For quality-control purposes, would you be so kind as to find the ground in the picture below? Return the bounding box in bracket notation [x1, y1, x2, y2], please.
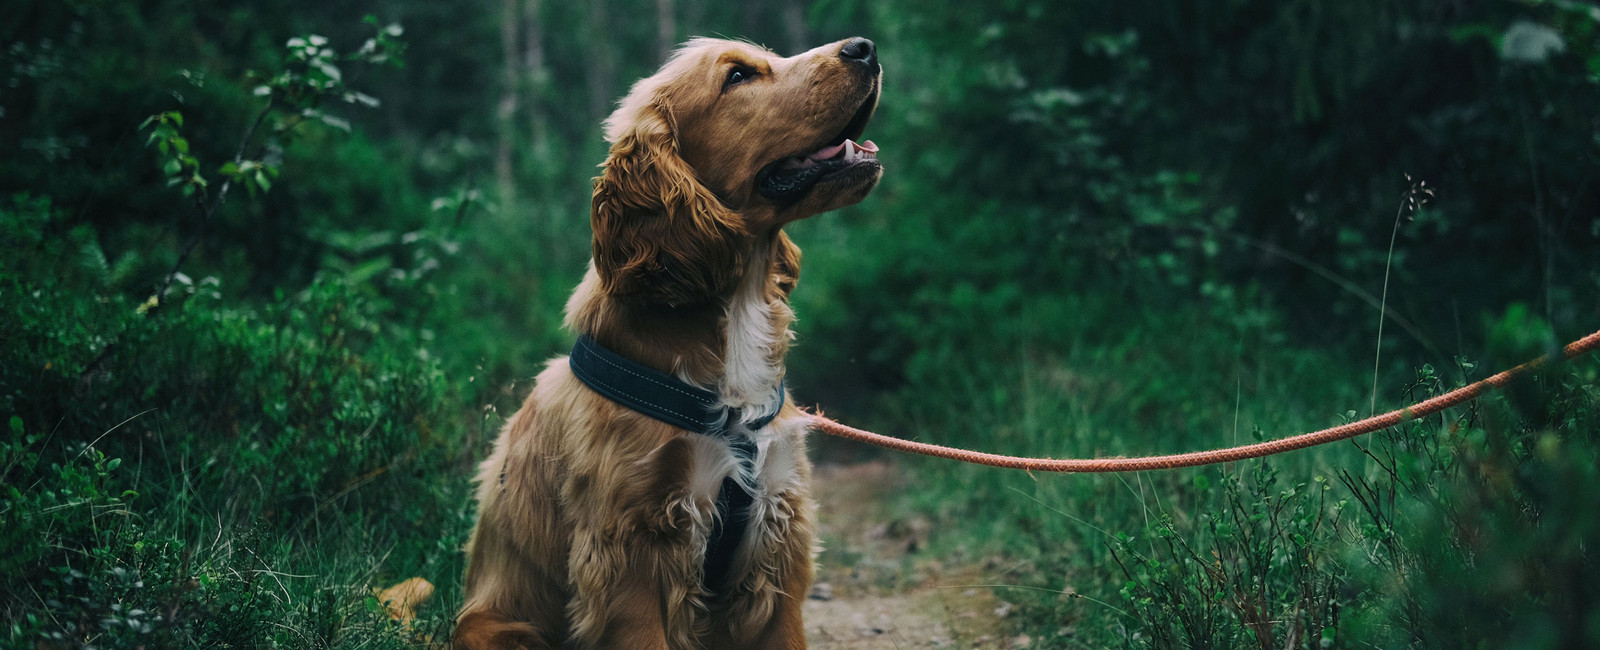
[804, 462, 1025, 649]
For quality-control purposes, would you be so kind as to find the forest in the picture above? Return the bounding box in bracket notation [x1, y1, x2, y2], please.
[2, 0, 1598, 647]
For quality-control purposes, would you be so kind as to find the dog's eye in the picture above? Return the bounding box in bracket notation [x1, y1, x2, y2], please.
[724, 66, 756, 89]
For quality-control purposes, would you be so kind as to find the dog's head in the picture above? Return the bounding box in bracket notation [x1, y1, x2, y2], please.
[591, 37, 883, 304]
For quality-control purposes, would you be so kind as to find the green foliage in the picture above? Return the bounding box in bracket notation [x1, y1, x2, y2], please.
[3, 0, 1597, 646]
[1, 17, 475, 643]
[1336, 320, 1600, 649]
[2, 193, 474, 644]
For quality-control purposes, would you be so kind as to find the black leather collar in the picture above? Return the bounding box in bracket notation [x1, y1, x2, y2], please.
[569, 335, 783, 434]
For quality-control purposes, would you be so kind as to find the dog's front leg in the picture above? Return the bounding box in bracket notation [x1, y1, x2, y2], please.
[566, 529, 695, 650]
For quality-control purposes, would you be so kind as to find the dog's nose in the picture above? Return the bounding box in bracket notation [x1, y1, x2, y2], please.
[839, 37, 877, 67]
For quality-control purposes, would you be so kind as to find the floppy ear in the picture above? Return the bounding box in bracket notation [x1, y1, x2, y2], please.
[591, 101, 745, 306]
[771, 230, 802, 298]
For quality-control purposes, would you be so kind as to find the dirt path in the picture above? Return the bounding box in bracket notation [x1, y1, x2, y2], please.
[803, 462, 1026, 649]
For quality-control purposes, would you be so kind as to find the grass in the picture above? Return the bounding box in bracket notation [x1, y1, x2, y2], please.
[808, 285, 1600, 649]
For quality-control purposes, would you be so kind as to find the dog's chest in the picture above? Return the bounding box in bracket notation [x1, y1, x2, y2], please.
[682, 418, 805, 581]
[715, 261, 793, 417]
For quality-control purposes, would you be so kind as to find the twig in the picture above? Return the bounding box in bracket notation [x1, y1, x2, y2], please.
[1371, 200, 1406, 417]
[155, 99, 277, 305]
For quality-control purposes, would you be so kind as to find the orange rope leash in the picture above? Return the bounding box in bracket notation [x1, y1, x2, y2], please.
[808, 328, 1600, 473]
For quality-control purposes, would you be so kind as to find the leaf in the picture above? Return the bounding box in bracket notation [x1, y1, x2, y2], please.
[315, 61, 343, 83]
[163, 159, 182, 176]
[1501, 21, 1566, 63]
[317, 113, 351, 132]
[106, 458, 122, 471]
[347, 91, 380, 108]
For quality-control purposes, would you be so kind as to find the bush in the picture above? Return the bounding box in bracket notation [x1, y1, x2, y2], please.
[1, 192, 472, 647]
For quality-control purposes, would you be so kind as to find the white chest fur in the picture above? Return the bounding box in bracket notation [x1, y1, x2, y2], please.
[717, 257, 792, 421]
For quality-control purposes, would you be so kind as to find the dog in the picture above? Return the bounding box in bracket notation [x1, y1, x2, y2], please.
[454, 36, 883, 650]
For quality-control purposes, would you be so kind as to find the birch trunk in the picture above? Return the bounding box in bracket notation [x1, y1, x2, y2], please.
[496, 0, 521, 205]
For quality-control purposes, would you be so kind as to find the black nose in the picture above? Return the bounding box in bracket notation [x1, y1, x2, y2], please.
[839, 37, 877, 67]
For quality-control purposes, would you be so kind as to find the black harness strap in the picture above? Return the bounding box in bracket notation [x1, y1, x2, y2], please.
[565, 335, 783, 593]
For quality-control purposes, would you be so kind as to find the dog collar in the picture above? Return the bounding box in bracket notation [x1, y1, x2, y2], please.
[569, 334, 784, 434]
[568, 334, 783, 594]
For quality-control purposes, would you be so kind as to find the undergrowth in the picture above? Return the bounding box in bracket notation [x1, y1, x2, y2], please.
[859, 301, 1599, 649]
[0, 22, 493, 646]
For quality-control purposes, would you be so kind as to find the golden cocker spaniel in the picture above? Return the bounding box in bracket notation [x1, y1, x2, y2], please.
[454, 36, 883, 649]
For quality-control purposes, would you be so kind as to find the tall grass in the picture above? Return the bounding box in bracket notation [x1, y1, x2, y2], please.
[797, 275, 1599, 647]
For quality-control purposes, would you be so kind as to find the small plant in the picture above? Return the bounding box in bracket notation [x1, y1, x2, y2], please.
[136, 16, 404, 308]
[1110, 462, 1342, 650]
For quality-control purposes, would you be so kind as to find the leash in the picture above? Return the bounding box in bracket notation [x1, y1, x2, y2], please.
[808, 328, 1600, 473]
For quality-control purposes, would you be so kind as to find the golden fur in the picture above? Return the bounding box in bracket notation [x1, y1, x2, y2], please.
[454, 37, 882, 650]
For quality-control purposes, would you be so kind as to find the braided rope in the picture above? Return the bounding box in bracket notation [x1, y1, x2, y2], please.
[809, 328, 1600, 473]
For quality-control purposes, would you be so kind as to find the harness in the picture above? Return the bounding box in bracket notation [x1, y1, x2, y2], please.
[567, 334, 783, 593]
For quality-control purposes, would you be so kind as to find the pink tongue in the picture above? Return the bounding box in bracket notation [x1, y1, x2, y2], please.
[808, 141, 847, 161]
[806, 139, 881, 161]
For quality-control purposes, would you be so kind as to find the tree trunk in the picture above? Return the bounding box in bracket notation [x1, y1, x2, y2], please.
[496, 0, 521, 205]
[656, 0, 677, 61]
[523, 0, 551, 163]
[586, 0, 618, 126]
[781, 0, 808, 54]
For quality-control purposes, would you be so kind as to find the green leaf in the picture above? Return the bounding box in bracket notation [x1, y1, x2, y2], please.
[106, 458, 122, 471]
[316, 112, 351, 132]
[8, 416, 21, 435]
[1500, 21, 1566, 64]
[163, 159, 182, 176]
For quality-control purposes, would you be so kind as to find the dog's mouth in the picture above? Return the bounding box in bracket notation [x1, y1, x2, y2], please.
[755, 86, 880, 203]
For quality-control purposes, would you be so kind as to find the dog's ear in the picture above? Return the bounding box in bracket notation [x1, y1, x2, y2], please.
[591, 101, 744, 306]
[772, 230, 801, 298]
